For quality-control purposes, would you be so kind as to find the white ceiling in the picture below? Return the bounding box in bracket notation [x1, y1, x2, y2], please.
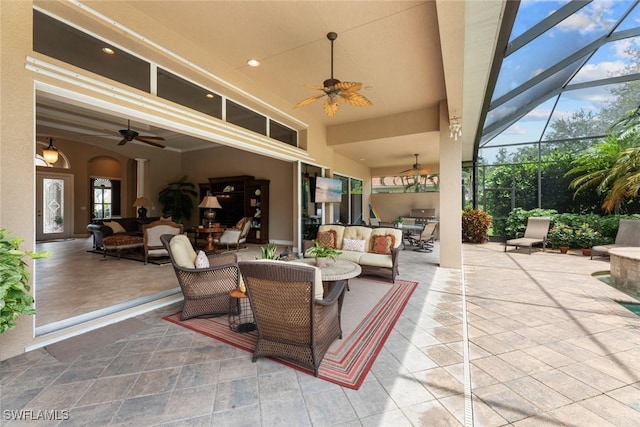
[35, 1, 503, 170]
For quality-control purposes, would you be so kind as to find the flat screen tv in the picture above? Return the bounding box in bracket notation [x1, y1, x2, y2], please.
[314, 176, 342, 203]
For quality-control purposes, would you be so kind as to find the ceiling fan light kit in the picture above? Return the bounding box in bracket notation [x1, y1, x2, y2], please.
[294, 32, 372, 117]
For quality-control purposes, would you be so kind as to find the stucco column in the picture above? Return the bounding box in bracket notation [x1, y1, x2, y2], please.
[135, 158, 148, 197]
[438, 103, 462, 269]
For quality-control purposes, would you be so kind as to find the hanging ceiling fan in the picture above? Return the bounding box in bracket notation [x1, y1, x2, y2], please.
[294, 32, 372, 117]
[399, 154, 430, 176]
[114, 120, 165, 148]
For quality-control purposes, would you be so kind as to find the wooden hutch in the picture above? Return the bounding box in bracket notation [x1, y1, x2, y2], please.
[199, 175, 269, 244]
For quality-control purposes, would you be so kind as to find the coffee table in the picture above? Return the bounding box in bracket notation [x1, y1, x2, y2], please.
[295, 258, 361, 317]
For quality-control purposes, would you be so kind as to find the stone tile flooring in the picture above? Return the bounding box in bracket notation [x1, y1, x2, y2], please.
[2, 242, 640, 426]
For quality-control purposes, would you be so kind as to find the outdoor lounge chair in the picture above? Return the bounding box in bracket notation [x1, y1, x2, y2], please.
[238, 260, 344, 376]
[504, 217, 551, 254]
[591, 219, 640, 259]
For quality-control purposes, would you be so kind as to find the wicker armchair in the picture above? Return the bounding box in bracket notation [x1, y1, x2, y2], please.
[161, 234, 240, 320]
[238, 260, 344, 376]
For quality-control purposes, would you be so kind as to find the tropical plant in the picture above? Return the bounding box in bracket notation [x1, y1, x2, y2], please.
[158, 175, 198, 224]
[573, 223, 602, 249]
[0, 229, 51, 333]
[392, 217, 405, 226]
[548, 223, 574, 248]
[306, 240, 341, 260]
[258, 242, 278, 260]
[461, 208, 492, 243]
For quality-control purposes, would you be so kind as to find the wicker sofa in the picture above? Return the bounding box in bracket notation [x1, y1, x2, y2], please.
[87, 217, 159, 250]
[304, 225, 403, 282]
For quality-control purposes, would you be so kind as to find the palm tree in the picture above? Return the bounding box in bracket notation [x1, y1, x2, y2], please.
[158, 175, 198, 224]
[566, 106, 640, 213]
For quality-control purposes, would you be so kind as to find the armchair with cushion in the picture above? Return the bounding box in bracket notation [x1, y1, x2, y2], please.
[214, 216, 252, 251]
[161, 234, 240, 320]
[238, 260, 344, 376]
[143, 219, 183, 264]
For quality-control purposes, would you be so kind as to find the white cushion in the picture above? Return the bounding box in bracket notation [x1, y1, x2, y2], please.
[195, 250, 210, 268]
[342, 238, 366, 252]
[104, 221, 126, 234]
[169, 234, 197, 268]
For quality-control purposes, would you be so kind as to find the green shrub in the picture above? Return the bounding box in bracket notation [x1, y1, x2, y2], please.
[504, 207, 557, 238]
[462, 208, 492, 243]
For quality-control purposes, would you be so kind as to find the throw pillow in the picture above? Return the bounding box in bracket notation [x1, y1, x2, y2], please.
[235, 217, 248, 230]
[104, 221, 126, 234]
[370, 234, 395, 255]
[316, 230, 337, 248]
[195, 250, 210, 268]
[342, 238, 366, 252]
[169, 234, 197, 268]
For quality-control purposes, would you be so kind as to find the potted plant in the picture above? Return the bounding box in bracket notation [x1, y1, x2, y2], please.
[306, 240, 342, 267]
[158, 175, 198, 225]
[392, 217, 405, 228]
[0, 229, 51, 333]
[574, 223, 601, 256]
[549, 223, 574, 253]
[258, 242, 278, 260]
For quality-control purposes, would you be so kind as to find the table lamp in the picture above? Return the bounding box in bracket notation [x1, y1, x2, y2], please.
[199, 195, 221, 227]
[133, 197, 151, 218]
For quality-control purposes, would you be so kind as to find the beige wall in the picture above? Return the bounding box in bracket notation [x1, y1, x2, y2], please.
[370, 193, 440, 222]
[182, 146, 294, 242]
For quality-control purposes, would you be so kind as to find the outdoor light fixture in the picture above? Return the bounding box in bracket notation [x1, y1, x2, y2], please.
[449, 116, 462, 141]
[42, 138, 59, 164]
[199, 195, 222, 227]
[133, 197, 151, 218]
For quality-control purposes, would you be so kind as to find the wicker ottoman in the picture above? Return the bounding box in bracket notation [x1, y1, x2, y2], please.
[102, 234, 143, 258]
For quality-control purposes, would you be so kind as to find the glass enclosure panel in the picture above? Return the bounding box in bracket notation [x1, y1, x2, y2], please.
[43, 178, 63, 234]
[508, 0, 571, 42]
[571, 36, 640, 84]
[482, 98, 558, 147]
[615, 2, 640, 32]
[269, 120, 297, 146]
[226, 100, 267, 135]
[157, 68, 222, 119]
[33, 10, 150, 92]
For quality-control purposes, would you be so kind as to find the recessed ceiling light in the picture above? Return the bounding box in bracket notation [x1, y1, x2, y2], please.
[205, 93, 215, 99]
[247, 59, 260, 67]
[102, 47, 115, 55]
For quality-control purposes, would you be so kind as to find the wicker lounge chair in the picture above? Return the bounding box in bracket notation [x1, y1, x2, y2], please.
[238, 260, 344, 376]
[161, 234, 240, 320]
[591, 219, 640, 259]
[504, 217, 551, 254]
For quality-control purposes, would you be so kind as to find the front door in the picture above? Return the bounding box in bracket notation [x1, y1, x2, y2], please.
[36, 172, 74, 241]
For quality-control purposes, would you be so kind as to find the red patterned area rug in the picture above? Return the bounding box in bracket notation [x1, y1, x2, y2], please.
[163, 278, 417, 389]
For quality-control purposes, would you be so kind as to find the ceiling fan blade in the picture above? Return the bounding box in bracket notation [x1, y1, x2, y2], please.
[323, 98, 340, 117]
[304, 84, 327, 91]
[135, 136, 166, 148]
[294, 94, 325, 109]
[136, 135, 165, 141]
[118, 138, 128, 145]
[340, 91, 373, 107]
[335, 81, 362, 92]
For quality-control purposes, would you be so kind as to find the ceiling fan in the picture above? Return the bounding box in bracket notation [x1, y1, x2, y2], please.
[399, 154, 430, 176]
[294, 32, 372, 117]
[115, 120, 165, 148]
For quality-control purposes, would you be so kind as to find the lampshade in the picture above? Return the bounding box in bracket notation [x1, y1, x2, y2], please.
[199, 196, 222, 209]
[132, 197, 150, 207]
[42, 138, 59, 164]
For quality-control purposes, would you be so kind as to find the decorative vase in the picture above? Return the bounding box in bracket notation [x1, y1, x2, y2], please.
[559, 246, 569, 254]
[582, 248, 592, 256]
[315, 257, 332, 268]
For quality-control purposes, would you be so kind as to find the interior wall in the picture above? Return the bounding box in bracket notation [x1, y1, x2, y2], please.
[181, 146, 294, 242]
[370, 193, 440, 222]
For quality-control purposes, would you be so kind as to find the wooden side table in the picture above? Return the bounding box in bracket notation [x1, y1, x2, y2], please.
[228, 289, 255, 333]
[193, 226, 225, 252]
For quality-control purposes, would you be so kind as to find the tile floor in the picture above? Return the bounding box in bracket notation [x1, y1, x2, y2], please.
[2, 242, 640, 426]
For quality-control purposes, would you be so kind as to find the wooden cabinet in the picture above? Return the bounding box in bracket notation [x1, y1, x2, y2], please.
[199, 175, 269, 244]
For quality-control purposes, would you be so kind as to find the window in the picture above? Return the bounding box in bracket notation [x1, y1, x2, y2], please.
[91, 178, 121, 219]
[372, 174, 440, 194]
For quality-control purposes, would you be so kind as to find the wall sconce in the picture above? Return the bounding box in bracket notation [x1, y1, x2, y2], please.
[42, 138, 59, 164]
[133, 197, 151, 218]
[449, 116, 462, 141]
